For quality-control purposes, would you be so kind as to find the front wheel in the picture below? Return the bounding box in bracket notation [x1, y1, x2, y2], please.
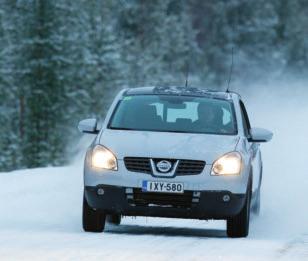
[82, 193, 106, 232]
[227, 182, 251, 238]
[252, 188, 261, 215]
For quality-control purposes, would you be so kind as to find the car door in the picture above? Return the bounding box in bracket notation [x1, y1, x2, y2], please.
[240, 101, 262, 193]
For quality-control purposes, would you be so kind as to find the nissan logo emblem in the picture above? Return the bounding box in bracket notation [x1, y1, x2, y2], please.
[156, 160, 172, 173]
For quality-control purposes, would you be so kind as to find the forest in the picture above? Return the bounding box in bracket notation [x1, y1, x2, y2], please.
[0, 0, 307, 171]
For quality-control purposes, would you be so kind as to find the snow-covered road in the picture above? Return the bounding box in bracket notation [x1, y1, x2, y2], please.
[1, 82, 308, 260]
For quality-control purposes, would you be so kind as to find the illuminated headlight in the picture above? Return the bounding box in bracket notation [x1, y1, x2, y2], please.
[211, 152, 242, 175]
[91, 145, 118, 170]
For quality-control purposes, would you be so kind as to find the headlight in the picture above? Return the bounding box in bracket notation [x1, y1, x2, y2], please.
[211, 151, 242, 175]
[91, 145, 118, 170]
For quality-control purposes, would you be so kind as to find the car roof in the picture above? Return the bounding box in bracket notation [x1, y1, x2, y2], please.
[124, 86, 240, 100]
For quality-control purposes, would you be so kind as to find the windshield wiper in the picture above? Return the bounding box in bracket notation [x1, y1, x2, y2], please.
[109, 127, 136, 131]
[110, 127, 191, 133]
[163, 130, 191, 133]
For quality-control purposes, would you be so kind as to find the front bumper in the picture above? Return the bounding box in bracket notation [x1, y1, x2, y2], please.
[85, 185, 246, 220]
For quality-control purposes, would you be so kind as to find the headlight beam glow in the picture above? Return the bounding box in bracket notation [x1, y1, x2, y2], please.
[211, 151, 242, 175]
[91, 145, 118, 170]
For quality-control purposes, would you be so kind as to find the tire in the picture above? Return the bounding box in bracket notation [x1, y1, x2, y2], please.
[252, 188, 261, 215]
[227, 180, 252, 238]
[82, 193, 106, 232]
[107, 214, 121, 225]
[252, 165, 262, 215]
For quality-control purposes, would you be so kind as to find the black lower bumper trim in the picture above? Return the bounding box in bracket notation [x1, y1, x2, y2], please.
[85, 185, 246, 220]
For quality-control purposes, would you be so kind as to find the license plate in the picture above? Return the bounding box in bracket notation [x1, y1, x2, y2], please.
[142, 181, 184, 194]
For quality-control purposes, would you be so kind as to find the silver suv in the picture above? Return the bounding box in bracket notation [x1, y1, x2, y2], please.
[78, 86, 272, 237]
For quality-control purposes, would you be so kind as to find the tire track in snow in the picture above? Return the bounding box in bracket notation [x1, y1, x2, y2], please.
[277, 234, 308, 260]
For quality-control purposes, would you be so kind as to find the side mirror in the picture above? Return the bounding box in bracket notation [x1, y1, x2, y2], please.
[248, 127, 273, 143]
[78, 118, 100, 134]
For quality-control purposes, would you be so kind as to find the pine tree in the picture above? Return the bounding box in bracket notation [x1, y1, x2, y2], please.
[0, 1, 30, 170]
[79, 0, 124, 116]
[276, 0, 308, 72]
[118, 0, 199, 86]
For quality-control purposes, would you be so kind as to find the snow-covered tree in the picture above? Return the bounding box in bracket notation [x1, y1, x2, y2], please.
[0, 0, 307, 171]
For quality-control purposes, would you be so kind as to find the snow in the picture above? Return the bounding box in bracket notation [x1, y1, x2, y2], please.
[1, 82, 308, 260]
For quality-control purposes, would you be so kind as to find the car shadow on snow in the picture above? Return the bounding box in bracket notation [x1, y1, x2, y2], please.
[105, 224, 226, 238]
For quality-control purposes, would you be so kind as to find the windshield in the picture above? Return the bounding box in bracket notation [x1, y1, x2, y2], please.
[109, 95, 237, 135]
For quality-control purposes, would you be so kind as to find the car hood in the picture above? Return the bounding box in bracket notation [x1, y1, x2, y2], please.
[99, 129, 239, 164]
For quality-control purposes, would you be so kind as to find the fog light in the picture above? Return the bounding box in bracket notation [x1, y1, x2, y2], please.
[125, 188, 133, 194]
[222, 194, 230, 202]
[97, 188, 105, 195]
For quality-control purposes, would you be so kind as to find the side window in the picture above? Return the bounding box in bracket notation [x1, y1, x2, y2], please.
[222, 107, 232, 125]
[240, 101, 251, 137]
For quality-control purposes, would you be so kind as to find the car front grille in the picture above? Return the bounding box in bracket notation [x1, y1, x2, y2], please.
[176, 160, 205, 176]
[129, 188, 193, 208]
[124, 157, 205, 176]
[124, 157, 152, 174]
